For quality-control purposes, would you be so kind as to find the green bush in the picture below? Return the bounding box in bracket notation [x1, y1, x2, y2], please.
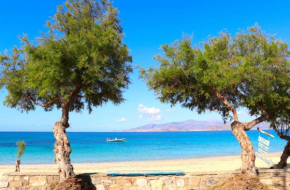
[16, 141, 26, 159]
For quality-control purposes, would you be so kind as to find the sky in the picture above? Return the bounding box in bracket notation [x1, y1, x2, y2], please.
[0, 0, 289, 132]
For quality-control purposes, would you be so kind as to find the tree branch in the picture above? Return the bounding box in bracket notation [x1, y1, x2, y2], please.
[236, 90, 270, 130]
[26, 93, 61, 108]
[277, 133, 290, 141]
[69, 84, 83, 98]
[25, 83, 82, 108]
[210, 86, 238, 121]
[244, 115, 269, 130]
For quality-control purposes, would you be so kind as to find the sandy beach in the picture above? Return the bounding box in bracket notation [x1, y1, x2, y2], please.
[0, 153, 286, 176]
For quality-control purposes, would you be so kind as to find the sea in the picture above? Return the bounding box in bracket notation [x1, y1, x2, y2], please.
[0, 130, 286, 164]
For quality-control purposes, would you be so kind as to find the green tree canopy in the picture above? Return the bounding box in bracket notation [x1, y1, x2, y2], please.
[141, 25, 289, 126]
[141, 25, 290, 175]
[1, 0, 132, 114]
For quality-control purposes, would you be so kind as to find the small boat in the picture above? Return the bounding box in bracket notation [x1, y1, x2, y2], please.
[107, 138, 126, 142]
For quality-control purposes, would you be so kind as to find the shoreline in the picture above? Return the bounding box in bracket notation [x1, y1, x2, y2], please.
[0, 151, 282, 166]
[0, 152, 283, 165]
[0, 152, 285, 177]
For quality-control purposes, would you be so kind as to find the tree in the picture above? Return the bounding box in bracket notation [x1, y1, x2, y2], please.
[141, 25, 290, 176]
[271, 116, 290, 168]
[15, 141, 26, 172]
[0, 0, 132, 181]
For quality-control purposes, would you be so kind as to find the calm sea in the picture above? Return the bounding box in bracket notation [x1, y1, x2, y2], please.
[0, 130, 286, 164]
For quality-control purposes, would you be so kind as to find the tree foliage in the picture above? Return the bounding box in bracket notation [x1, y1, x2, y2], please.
[16, 141, 26, 159]
[141, 25, 290, 125]
[271, 112, 290, 137]
[0, 0, 132, 114]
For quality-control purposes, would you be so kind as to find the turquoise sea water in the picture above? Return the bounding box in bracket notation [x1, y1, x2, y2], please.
[0, 130, 286, 164]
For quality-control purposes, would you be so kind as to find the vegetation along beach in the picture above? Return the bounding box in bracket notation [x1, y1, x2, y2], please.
[0, 0, 289, 189]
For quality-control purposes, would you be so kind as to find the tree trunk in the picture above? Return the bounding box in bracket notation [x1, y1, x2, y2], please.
[15, 160, 20, 172]
[53, 101, 75, 182]
[274, 141, 290, 169]
[231, 121, 257, 176]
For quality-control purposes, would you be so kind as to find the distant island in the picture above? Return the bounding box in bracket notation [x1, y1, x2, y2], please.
[118, 120, 270, 132]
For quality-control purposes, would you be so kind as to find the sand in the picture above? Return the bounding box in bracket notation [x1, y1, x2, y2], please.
[0, 153, 286, 176]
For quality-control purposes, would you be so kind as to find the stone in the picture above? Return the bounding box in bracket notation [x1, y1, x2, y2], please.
[8, 180, 23, 187]
[189, 176, 200, 187]
[0, 182, 8, 188]
[0, 176, 8, 182]
[103, 179, 112, 185]
[13, 176, 22, 181]
[136, 179, 147, 186]
[163, 185, 177, 190]
[96, 184, 105, 190]
[46, 176, 59, 184]
[108, 184, 119, 190]
[176, 179, 184, 187]
[137, 186, 151, 190]
[150, 180, 162, 190]
[191, 188, 201, 190]
[163, 179, 173, 186]
[22, 180, 30, 186]
[206, 178, 219, 186]
[183, 178, 189, 186]
[199, 181, 206, 189]
[270, 177, 283, 186]
[3, 171, 288, 190]
[111, 179, 118, 184]
[92, 179, 102, 184]
[273, 173, 285, 177]
[29, 176, 47, 186]
[259, 173, 273, 178]
[117, 179, 131, 186]
[260, 179, 273, 185]
[119, 187, 130, 190]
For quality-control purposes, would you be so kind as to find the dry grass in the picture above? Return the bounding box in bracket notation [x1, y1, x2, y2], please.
[206, 174, 272, 190]
[54, 177, 85, 190]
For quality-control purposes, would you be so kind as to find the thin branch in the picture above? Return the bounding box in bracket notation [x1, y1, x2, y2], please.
[26, 93, 61, 108]
[236, 90, 270, 130]
[210, 86, 238, 121]
[69, 84, 83, 98]
[255, 103, 269, 116]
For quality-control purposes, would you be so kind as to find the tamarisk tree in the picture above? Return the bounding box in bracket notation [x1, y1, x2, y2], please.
[0, 0, 132, 181]
[141, 26, 290, 175]
[271, 116, 290, 168]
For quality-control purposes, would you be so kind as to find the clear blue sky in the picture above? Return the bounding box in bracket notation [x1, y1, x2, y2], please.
[0, 0, 289, 131]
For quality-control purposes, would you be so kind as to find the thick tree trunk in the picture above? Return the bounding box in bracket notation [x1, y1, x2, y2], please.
[53, 101, 75, 182]
[274, 141, 290, 169]
[231, 121, 257, 176]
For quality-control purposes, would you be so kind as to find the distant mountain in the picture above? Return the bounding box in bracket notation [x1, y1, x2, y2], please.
[118, 120, 270, 132]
